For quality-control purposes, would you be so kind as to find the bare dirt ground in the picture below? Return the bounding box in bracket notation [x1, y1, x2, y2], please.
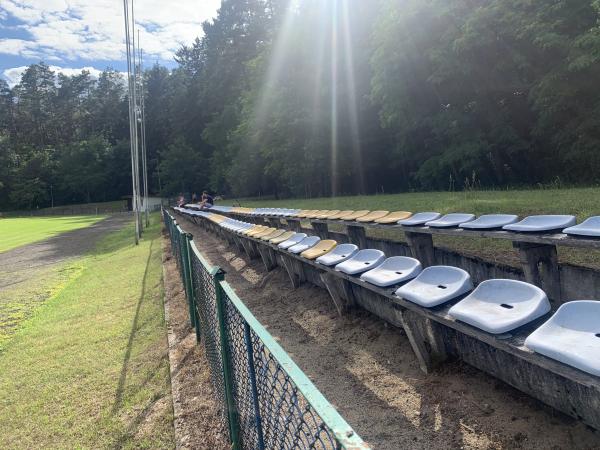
[161, 230, 228, 450]
[179, 217, 600, 450]
[0, 215, 131, 346]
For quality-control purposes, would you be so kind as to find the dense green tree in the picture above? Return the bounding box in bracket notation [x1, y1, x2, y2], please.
[1, 66, 131, 210]
[58, 136, 110, 203]
[158, 138, 207, 195]
[12, 63, 57, 147]
[3, 0, 600, 210]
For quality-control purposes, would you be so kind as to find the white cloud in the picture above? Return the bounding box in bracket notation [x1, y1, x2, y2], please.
[0, 0, 221, 63]
[0, 38, 29, 54]
[3, 64, 126, 87]
[3, 66, 27, 86]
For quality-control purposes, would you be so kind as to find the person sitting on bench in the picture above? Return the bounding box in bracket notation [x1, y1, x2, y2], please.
[199, 191, 214, 209]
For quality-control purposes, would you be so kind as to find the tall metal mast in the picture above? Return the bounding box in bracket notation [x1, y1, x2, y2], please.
[138, 32, 149, 227]
[122, 0, 140, 244]
[131, 0, 142, 234]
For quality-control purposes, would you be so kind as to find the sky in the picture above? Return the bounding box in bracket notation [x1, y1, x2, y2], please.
[0, 0, 221, 87]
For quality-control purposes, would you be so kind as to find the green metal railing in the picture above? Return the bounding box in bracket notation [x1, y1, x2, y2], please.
[162, 209, 369, 450]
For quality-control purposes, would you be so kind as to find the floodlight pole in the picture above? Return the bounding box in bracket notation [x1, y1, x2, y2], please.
[138, 33, 150, 227]
[131, 0, 143, 234]
[123, 0, 140, 244]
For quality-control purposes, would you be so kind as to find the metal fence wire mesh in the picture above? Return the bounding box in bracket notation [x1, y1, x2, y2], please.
[190, 247, 230, 439]
[163, 209, 368, 450]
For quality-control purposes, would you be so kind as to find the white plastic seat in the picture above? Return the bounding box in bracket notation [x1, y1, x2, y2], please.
[426, 213, 475, 228]
[288, 236, 321, 254]
[503, 215, 576, 232]
[279, 209, 300, 217]
[234, 223, 253, 232]
[563, 216, 600, 237]
[448, 280, 551, 334]
[360, 256, 422, 287]
[221, 218, 237, 227]
[525, 301, 600, 376]
[460, 214, 519, 230]
[395, 266, 473, 307]
[398, 212, 442, 226]
[335, 249, 386, 275]
[278, 233, 308, 249]
[316, 244, 358, 266]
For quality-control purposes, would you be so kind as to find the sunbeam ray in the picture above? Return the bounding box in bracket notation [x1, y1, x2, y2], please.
[330, 0, 339, 196]
[341, 0, 365, 194]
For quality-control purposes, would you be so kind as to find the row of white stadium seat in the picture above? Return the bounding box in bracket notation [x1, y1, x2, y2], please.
[184, 203, 600, 236]
[174, 206, 600, 378]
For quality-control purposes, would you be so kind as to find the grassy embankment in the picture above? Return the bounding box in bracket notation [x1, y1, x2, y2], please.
[0, 216, 174, 449]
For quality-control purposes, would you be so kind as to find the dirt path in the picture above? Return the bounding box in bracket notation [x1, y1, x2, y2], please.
[181, 218, 600, 450]
[0, 215, 131, 346]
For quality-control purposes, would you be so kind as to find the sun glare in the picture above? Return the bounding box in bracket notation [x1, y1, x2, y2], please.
[250, 0, 363, 196]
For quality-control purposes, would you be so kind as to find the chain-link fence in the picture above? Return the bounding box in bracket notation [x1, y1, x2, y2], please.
[163, 209, 369, 450]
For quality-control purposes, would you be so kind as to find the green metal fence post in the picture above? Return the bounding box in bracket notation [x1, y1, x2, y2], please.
[182, 232, 201, 337]
[213, 268, 241, 450]
[179, 232, 196, 327]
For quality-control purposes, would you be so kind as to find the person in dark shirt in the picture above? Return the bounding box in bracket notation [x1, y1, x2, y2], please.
[199, 191, 214, 209]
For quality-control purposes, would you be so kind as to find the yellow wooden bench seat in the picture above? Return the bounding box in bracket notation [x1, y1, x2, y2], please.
[338, 210, 370, 220]
[261, 229, 286, 241]
[356, 210, 390, 223]
[240, 225, 260, 235]
[374, 211, 413, 224]
[306, 210, 330, 219]
[233, 207, 253, 214]
[297, 210, 318, 218]
[247, 226, 271, 236]
[244, 225, 268, 236]
[253, 227, 277, 238]
[315, 210, 340, 219]
[300, 240, 337, 260]
[327, 210, 354, 219]
[209, 214, 228, 223]
[269, 231, 296, 244]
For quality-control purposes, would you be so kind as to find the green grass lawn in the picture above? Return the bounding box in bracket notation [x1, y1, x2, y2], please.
[223, 188, 600, 268]
[0, 215, 106, 253]
[0, 260, 85, 351]
[0, 216, 174, 449]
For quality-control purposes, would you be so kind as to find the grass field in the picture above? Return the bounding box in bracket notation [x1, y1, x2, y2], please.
[0, 215, 105, 253]
[0, 216, 174, 449]
[0, 260, 85, 350]
[223, 187, 600, 268]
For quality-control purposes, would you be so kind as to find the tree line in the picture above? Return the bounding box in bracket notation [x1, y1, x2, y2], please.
[2, 0, 600, 210]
